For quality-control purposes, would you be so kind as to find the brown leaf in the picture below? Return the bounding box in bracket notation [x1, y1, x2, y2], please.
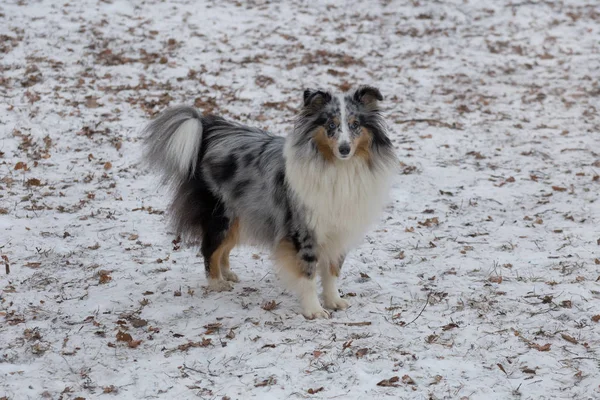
[116, 331, 132, 342]
[24, 262, 41, 269]
[104, 162, 112, 170]
[85, 97, 99, 108]
[128, 339, 142, 348]
[15, 161, 27, 170]
[442, 323, 459, 331]
[552, 186, 567, 192]
[560, 300, 572, 308]
[497, 363, 507, 374]
[591, 315, 600, 323]
[25, 178, 42, 187]
[307, 387, 324, 394]
[261, 300, 278, 311]
[561, 333, 578, 344]
[377, 376, 399, 387]
[522, 367, 536, 374]
[98, 270, 112, 284]
[130, 318, 147, 328]
[103, 386, 117, 394]
[177, 338, 212, 351]
[402, 375, 415, 385]
[418, 217, 439, 227]
[532, 343, 551, 352]
[355, 348, 369, 358]
[254, 376, 276, 387]
[488, 276, 503, 284]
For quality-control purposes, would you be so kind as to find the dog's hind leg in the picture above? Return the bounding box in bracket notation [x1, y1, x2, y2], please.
[320, 255, 349, 311]
[273, 237, 329, 319]
[220, 219, 240, 282]
[201, 208, 238, 292]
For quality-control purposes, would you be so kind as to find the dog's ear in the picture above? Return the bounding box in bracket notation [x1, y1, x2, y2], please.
[303, 89, 332, 109]
[353, 86, 383, 107]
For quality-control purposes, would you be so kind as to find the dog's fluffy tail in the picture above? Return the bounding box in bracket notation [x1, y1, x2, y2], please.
[143, 106, 203, 184]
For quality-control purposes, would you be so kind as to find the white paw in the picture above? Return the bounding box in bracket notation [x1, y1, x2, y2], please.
[207, 279, 234, 292]
[302, 306, 331, 320]
[323, 297, 350, 311]
[222, 270, 239, 282]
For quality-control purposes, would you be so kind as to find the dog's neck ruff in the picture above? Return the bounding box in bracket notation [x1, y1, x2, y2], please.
[284, 144, 396, 260]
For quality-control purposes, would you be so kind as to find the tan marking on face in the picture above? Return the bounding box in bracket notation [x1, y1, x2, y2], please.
[353, 127, 373, 163]
[273, 239, 306, 279]
[312, 126, 336, 162]
[207, 219, 240, 279]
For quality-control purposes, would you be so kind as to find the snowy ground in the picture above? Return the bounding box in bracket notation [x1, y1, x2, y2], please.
[1, 0, 599, 399]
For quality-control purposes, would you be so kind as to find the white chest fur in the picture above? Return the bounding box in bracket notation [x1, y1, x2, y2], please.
[285, 154, 395, 260]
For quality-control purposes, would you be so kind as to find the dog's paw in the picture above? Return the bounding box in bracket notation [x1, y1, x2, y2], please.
[207, 279, 234, 292]
[302, 306, 331, 320]
[222, 270, 239, 282]
[323, 297, 350, 311]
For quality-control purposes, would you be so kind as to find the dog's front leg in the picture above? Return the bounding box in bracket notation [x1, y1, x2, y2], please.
[321, 254, 350, 311]
[273, 234, 329, 319]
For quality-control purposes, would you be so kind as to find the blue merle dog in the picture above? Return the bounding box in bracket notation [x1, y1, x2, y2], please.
[143, 86, 397, 318]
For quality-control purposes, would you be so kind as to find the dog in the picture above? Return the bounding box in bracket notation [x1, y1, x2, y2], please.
[143, 86, 397, 319]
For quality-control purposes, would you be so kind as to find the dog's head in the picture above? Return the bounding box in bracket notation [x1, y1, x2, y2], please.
[295, 86, 391, 162]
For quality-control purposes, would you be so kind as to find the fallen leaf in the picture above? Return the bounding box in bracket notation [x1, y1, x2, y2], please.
[25, 178, 42, 187]
[103, 386, 117, 394]
[561, 334, 578, 344]
[130, 318, 147, 328]
[522, 368, 536, 374]
[355, 348, 369, 358]
[488, 276, 503, 284]
[497, 363, 507, 374]
[104, 162, 112, 170]
[591, 315, 600, 323]
[98, 270, 112, 284]
[261, 300, 278, 311]
[254, 376, 276, 387]
[307, 387, 324, 394]
[552, 186, 567, 192]
[377, 376, 399, 387]
[402, 375, 415, 385]
[442, 323, 459, 331]
[116, 331, 132, 342]
[533, 343, 551, 352]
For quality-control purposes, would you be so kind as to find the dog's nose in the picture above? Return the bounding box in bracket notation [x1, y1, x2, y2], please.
[338, 143, 351, 156]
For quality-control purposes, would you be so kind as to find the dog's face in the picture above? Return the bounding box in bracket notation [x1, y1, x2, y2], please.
[298, 86, 388, 162]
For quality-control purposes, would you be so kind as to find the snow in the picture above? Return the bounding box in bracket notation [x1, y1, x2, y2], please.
[1, 0, 599, 399]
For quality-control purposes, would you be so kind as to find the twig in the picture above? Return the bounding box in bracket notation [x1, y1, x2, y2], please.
[395, 118, 463, 130]
[331, 321, 371, 326]
[404, 292, 432, 327]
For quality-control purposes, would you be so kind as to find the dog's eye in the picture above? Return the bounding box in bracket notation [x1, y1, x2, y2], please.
[328, 122, 336, 130]
[350, 121, 360, 129]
